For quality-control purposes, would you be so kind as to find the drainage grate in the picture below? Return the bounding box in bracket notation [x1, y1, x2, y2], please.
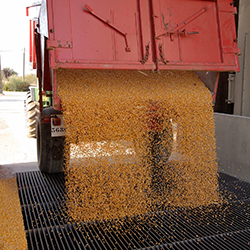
[16, 171, 250, 250]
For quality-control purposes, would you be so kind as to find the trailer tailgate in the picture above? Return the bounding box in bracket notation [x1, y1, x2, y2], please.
[46, 0, 239, 71]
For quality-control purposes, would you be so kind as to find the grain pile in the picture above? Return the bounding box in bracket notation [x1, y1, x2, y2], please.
[57, 69, 220, 223]
[0, 177, 27, 250]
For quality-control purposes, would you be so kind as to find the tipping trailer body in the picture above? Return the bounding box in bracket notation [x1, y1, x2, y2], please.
[26, 0, 240, 173]
[31, 0, 240, 109]
[45, 0, 239, 71]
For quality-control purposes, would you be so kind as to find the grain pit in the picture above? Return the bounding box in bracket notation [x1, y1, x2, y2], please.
[57, 69, 220, 223]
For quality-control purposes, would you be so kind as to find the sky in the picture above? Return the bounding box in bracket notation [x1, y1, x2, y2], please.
[0, 0, 39, 76]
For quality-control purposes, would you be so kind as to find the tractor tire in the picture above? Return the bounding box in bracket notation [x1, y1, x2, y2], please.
[27, 101, 40, 138]
[26, 92, 33, 106]
[37, 108, 67, 173]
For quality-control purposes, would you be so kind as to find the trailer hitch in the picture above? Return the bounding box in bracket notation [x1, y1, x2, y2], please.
[84, 5, 131, 52]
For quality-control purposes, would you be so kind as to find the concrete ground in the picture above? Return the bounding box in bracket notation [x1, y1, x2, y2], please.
[0, 91, 38, 178]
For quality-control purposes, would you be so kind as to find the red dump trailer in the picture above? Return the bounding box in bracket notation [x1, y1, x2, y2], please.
[27, 0, 239, 173]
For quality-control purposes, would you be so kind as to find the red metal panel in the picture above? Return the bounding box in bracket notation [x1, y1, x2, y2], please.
[52, 69, 61, 109]
[133, 0, 153, 65]
[28, 20, 37, 69]
[48, 0, 73, 64]
[217, 0, 240, 67]
[43, 39, 52, 92]
[47, 0, 155, 70]
[152, 0, 239, 71]
[32, 21, 37, 69]
[46, 0, 239, 72]
[29, 20, 33, 63]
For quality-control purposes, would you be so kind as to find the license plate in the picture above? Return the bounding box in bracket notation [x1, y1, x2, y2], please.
[51, 114, 66, 137]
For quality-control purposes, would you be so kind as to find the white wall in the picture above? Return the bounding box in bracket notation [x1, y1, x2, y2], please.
[215, 113, 250, 181]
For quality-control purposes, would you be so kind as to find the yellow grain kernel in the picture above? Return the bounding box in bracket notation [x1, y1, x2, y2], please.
[0, 177, 27, 250]
[57, 69, 220, 223]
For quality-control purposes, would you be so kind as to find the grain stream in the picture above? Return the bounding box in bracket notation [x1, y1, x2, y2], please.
[57, 69, 220, 223]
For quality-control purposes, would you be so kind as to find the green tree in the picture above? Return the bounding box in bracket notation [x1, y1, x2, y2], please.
[2, 67, 17, 79]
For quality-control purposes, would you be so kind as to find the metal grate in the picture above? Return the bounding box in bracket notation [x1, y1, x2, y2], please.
[16, 171, 250, 250]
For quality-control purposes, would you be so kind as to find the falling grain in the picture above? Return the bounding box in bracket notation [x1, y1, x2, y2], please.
[57, 69, 220, 223]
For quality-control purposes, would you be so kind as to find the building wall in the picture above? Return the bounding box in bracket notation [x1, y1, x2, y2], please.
[234, 0, 250, 116]
[214, 113, 250, 182]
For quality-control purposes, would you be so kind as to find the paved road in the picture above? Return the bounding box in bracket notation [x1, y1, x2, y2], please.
[0, 92, 38, 177]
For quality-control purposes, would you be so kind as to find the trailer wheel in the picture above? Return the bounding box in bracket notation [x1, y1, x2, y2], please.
[37, 108, 67, 173]
[148, 121, 173, 166]
[135, 120, 173, 196]
[135, 120, 173, 165]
